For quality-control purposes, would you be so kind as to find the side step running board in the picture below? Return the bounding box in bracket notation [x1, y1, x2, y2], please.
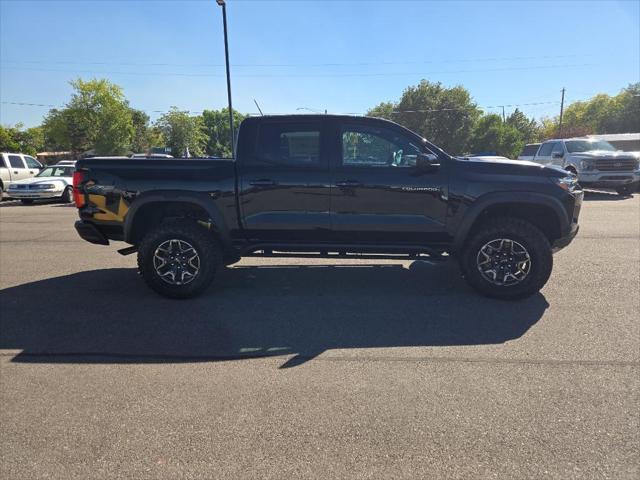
[117, 246, 138, 256]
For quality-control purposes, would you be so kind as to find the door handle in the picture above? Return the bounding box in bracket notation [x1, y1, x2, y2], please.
[336, 180, 361, 187]
[249, 179, 276, 187]
[13, 171, 19, 174]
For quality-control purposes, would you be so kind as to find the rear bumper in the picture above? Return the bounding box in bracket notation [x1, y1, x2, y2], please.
[75, 220, 109, 245]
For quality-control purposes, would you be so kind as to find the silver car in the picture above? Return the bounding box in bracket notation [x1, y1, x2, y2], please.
[7, 165, 75, 204]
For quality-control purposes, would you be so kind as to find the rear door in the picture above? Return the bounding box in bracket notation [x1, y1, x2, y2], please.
[550, 142, 566, 166]
[533, 142, 554, 166]
[237, 118, 331, 242]
[328, 119, 448, 244]
[6, 154, 29, 181]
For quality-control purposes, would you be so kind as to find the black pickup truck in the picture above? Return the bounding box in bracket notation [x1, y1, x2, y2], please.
[74, 114, 582, 299]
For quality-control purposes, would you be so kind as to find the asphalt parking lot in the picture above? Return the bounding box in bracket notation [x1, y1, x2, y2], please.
[1, 192, 638, 479]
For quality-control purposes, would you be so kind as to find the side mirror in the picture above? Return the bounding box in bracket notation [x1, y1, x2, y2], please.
[416, 153, 440, 171]
[552, 152, 564, 159]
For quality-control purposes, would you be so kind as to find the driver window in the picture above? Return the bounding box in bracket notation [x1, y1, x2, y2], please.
[551, 143, 564, 156]
[341, 126, 421, 167]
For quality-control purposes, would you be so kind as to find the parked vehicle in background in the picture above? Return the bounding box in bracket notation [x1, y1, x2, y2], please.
[74, 114, 582, 300]
[465, 155, 512, 162]
[7, 165, 75, 204]
[517, 143, 542, 162]
[0, 152, 44, 199]
[528, 139, 640, 195]
[587, 133, 640, 154]
[54, 160, 78, 166]
[130, 153, 174, 159]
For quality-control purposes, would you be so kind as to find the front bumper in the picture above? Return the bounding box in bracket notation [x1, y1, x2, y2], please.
[552, 222, 579, 253]
[7, 190, 63, 199]
[553, 189, 582, 253]
[578, 170, 640, 187]
[75, 220, 109, 245]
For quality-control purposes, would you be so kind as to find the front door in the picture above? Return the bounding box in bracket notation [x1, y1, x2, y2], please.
[238, 118, 331, 243]
[329, 120, 448, 245]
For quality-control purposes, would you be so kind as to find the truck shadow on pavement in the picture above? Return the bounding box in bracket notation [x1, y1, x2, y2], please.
[0, 262, 548, 368]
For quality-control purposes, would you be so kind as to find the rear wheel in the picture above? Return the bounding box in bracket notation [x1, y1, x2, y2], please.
[137, 220, 222, 298]
[20, 199, 34, 205]
[460, 217, 552, 300]
[61, 186, 73, 203]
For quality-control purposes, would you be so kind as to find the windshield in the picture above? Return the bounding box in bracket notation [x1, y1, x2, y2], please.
[565, 140, 617, 153]
[36, 166, 74, 177]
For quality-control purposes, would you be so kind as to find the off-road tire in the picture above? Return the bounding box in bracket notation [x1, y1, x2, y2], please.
[20, 199, 34, 205]
[460, 217, 553, 300]
[137, 220, 222, 298]
[61, 186, 73, 203]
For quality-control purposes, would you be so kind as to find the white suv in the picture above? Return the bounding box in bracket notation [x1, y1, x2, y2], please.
[1, 152, 44, 199]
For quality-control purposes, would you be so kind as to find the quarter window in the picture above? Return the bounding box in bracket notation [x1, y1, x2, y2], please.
[341, 125, 422, 167]
[8, 155, 25, 168]
[254, 123, 321, 166]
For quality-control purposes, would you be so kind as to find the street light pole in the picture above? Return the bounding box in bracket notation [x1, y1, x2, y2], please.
[216, 0, 234, 157]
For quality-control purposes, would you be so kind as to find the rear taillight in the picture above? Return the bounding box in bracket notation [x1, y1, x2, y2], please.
[72, 170, 87, 207]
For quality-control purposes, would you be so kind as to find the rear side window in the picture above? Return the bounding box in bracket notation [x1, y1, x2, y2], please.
[8, 155, 25, 168]
[520, 144, 540, 156]
[537, 143, 553, 157]
[254, 123, 321, 166]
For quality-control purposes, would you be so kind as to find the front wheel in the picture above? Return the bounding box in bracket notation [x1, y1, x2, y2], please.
[61, 186, 73, 203]
[137, 220, 222, 298]
[460, 217, 553, 300]
[615, 184, 635, 196]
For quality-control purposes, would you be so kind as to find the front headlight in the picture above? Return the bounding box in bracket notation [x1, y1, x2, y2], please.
[551, 175, 579, 192]
[33, 184, 56, 190]
[580, 159, 595, 171]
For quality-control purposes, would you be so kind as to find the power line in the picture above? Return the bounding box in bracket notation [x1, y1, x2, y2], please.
[0, 63, 596, 78]
[0, 53, 592, 68]
[0, 99, 562, 116]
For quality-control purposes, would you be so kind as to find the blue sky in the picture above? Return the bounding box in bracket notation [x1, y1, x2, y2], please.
[1, 0, 638, 127]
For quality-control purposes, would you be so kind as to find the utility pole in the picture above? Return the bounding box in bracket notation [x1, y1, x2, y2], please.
[216, 0, 235, 157]
[558, 88, 565, 138]
[501, 105, 505, 122]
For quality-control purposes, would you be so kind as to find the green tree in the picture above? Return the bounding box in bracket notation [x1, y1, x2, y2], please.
[155, 108, 206, 157]
[368, 80, 481, 154]
[468, 114, 524, 158]
[41, 78, 134, 156]
[540, 84, 640, 139]
[367, 101, 395, 121]
[130, 109, 162, 153]
[201, 108, 246, 157]
[506, 109, 541, 143]
[0, 124, 45, 155]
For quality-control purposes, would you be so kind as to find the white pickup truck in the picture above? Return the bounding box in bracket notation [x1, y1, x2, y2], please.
[520, 138, 640, 195]
[1, 152, 44, 199]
